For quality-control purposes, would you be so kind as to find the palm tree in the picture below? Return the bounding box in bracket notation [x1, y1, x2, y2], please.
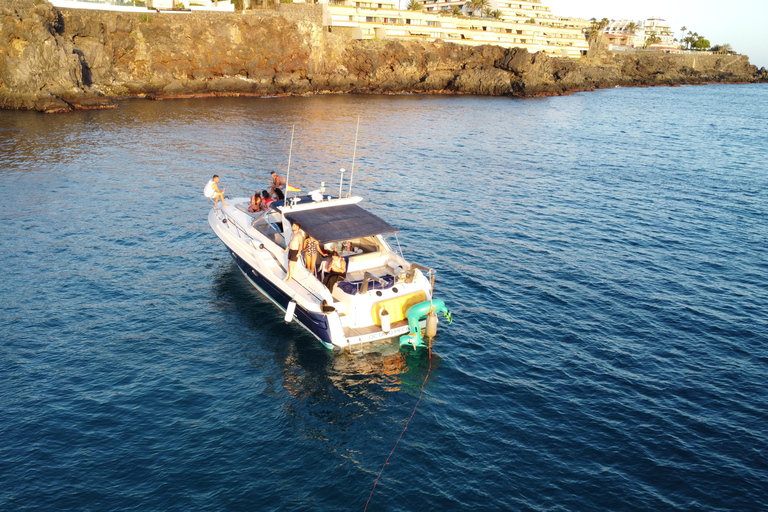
[475, 0, 489, 17]
[463, 0, 487, 17]
[626, 21, 637, 47]
[451, 5, 462, 16]
[644, 31, 661, 49]
[406, 0, 423, 11]
[682, 30, 694, 49]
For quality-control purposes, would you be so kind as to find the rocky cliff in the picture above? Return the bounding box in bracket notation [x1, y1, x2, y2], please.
[1, 0, 766, 112]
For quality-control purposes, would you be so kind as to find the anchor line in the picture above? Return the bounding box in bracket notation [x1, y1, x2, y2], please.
[363, 345, 433, 512]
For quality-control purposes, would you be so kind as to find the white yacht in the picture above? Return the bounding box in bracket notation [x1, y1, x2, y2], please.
[207, 184, 451, 351]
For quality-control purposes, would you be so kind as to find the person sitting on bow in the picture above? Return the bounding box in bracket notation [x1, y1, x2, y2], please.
[248, 191, 264, 213]
[204, 174, 228, 209]
[261, 190, 274, 208]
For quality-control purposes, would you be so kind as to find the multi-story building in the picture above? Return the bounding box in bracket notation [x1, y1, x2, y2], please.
[321, 0, 589, 58]
[603, 17, 676, 50]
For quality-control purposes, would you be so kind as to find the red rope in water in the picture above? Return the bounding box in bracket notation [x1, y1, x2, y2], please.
[364, 343, 432, 511]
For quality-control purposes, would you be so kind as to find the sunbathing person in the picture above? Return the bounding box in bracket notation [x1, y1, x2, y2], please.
[248, 191, 264, 212]
[262, 190, 274, 208]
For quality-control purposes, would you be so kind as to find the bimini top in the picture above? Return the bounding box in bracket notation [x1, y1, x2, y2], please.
[284, 204, 398, 244]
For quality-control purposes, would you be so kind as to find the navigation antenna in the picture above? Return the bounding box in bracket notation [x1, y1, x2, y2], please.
[284, 124, 295, 205]
[347, 116, 360, 198]
[338, 168, 345, 199]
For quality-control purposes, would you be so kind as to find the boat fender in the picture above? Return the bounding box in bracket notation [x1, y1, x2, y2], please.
[426, 312, 438, 339]
[321, 300, 336, 314]
[381, 307, 390, 333]
[284, 301, 296, 323]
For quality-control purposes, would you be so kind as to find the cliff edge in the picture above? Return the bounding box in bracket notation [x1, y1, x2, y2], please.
[2, 0, 766, 112]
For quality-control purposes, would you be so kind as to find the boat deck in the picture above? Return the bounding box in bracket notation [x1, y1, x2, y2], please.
[343, 319, 408, 338]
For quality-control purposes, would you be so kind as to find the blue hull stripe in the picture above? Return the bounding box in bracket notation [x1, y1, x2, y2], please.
[228, 248, 334, 349]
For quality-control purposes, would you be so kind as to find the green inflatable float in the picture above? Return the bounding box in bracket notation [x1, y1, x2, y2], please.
[399, 298, 452, 349]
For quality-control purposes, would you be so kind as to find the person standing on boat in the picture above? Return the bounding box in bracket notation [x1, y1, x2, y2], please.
[303, 235, 327, 277]
[204, 174, 228, 209]
[323, 251, 347, 292]
[283, 222, 305, 282]
[269, 171, 286, 194]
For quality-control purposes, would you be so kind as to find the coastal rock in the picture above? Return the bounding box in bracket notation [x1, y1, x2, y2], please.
[0, 0, 764, 112]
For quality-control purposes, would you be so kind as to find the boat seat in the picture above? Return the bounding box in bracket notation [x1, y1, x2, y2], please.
[337, 274, 395, 295]
[319, 256, 349, 287]
[235, 203, 261, 219]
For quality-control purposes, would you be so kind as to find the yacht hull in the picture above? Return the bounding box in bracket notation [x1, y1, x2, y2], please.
[227, 247, 335, 349]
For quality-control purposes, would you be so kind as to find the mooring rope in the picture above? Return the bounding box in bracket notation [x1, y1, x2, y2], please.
[364, 343, 433, 511]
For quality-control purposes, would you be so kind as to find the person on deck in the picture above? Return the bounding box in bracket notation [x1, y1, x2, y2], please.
[303, 235, 327, 277]
[261, 190, 273, 208]
[268, 171, 286, 194]
[204, 174, 228, 208]
[283, 222, 305, 282]
[323, 251, 347, 292]
[248, 191, 264, 213]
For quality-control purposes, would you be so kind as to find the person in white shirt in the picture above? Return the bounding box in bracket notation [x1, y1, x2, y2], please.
[204, 174, 228, 208]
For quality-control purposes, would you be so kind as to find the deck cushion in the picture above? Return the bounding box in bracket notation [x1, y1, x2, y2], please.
[371, 291, 427, 325]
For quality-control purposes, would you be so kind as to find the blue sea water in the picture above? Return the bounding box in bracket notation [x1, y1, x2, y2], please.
[1, 84, 767, 511]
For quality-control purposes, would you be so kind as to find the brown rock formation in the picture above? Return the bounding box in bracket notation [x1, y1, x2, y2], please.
[0, 0, 764, 112]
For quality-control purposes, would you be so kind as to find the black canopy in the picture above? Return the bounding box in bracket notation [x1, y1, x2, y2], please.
[284, 204, 398, 244]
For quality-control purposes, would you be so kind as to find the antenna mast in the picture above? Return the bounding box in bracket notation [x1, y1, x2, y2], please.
[284, 125, 295, 204]
[347, 116, 360, 198]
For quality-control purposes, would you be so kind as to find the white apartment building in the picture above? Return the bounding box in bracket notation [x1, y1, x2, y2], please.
[320, 0, 589, 58]
[604, 17, 675, 50]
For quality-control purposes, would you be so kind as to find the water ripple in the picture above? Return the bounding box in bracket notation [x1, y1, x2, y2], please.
[1, 86, 767, 511]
